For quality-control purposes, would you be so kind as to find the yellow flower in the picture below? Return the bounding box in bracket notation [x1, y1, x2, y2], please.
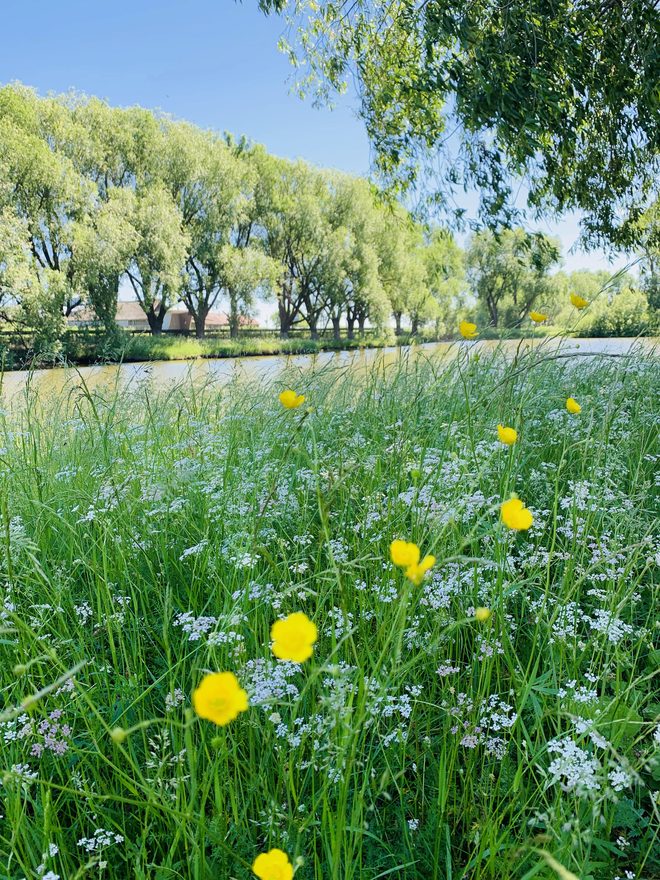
[570, 293, 589, 310]
[459, 320, 478, 339]
[566, 397, 581, 414]
[497, 424, 518, 445]
[529, 310, 548, 323]
[252, 848, 293, 880]
[405, 554, 436, 585]
[192, 672, 249, 726]
[271, 612, 317, 663]
[390, 539, 435, 584]
[279, 389, 305, 409]
[500, 497, 533, 531]
[390, 540, 420, 568]
[475, 607, 492, 622]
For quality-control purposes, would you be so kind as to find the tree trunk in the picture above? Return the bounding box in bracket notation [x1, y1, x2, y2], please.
[278, 299, 293, 338]
[194, 303, 209, 339]
[394, 312, 403, 335]
[229, 291, 240, 340]
[147, 309, 165, 336]
[64, 297, 83, 318]
[308, 313, 319, 340]
[331, 315, 341, 340]
[411, 316, 419, 335]
[358, 314, 366, 336]
[485, 293, 498, 327]
[347, 316, 355, 339]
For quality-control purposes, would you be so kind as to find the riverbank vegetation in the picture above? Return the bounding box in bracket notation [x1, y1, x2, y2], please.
[0, 84, 658, 370]
[0, 344, 657, 879]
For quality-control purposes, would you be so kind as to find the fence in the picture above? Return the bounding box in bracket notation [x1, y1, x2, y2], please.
[124, 326, 379, 339]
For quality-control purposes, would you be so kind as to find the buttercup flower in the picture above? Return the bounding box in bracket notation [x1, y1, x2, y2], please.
[405, 555, 436, 585]
[252, 848, 294, 880]
[390, 540, 436, 584]
[497, 424, 518, 445]
[279, 389, 305, 409]
[529, 310, 548, 323]
[192, 672, 249, 726]
[271, 612, 317, 663]
[475, 607, 492, 622]
[570, 293, 589, 309]
[500, 497, 533, 531]
[390, 540, 420, 568]
[459, 320, 478, 339]
[566, 397, 581, 414]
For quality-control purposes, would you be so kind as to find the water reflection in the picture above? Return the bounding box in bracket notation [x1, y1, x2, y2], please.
[0, 337, 655, 401]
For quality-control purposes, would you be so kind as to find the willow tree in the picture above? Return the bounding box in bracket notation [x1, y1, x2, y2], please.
[465, 229, 560, 328]
[258, 0, 660, 250]
[63, 96, 164, 337]
[0, 208, 39, 321]
[221, 245, 282, 337]
[424, 229, 466, 335]
[260, 158, 335, 338]
[70, 189, 138, 341]
[222, 142, 284, 338]
[124, 185, 190, 335]
[160, 122, 262, 338]
[0, 85, 91, 349]
[375, 207, 434, 335]
[324, 174, 388, 339]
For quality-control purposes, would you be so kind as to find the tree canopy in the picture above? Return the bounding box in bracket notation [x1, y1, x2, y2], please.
[257, 0, 660, 251]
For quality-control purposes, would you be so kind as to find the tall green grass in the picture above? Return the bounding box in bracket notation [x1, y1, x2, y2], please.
[0, 343, 658, 879]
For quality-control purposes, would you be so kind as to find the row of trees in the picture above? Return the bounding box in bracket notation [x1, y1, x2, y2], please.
[0, 83, 469, 351]
[1, 84, 657, 355]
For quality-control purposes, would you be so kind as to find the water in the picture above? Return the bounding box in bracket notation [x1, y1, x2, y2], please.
[0, 337, 656, 400]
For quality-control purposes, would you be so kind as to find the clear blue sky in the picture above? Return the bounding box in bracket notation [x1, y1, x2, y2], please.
[1, 0, 628, 275]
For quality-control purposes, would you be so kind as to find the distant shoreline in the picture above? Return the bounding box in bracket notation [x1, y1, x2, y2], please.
[1, 333, 656, 377]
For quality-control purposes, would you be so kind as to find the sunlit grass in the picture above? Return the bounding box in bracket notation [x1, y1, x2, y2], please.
[0, 344, 658, 879]
[121, 333, 398, 363]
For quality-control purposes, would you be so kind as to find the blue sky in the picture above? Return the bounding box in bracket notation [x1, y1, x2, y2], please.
[1, 0, 629, 275]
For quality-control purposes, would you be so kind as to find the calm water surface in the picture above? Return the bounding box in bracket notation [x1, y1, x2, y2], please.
[0, 337, 656, 401]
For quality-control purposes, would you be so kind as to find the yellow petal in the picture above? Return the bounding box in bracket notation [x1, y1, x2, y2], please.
[279, 389, 305, 409]
[390, 539, 420, 568]
[497, 424, 518, 445]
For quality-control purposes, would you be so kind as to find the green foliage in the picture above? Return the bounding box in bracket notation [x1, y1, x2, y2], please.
[424, 228, 466, 334]
[121, 331, 397, 362]
[259, 0, 660, 250]
[466, 228, 561, 328]
[124, 183, 190, 333]
[581, 287, 653, 338]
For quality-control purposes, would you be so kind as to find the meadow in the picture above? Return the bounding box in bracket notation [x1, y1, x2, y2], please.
[0, 341, 658, 880]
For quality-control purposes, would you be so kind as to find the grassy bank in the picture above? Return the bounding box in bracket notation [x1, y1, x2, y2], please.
[0, 345, 658, 879]
[122, 332, 398, 362]
[0, 331, 403, 371]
